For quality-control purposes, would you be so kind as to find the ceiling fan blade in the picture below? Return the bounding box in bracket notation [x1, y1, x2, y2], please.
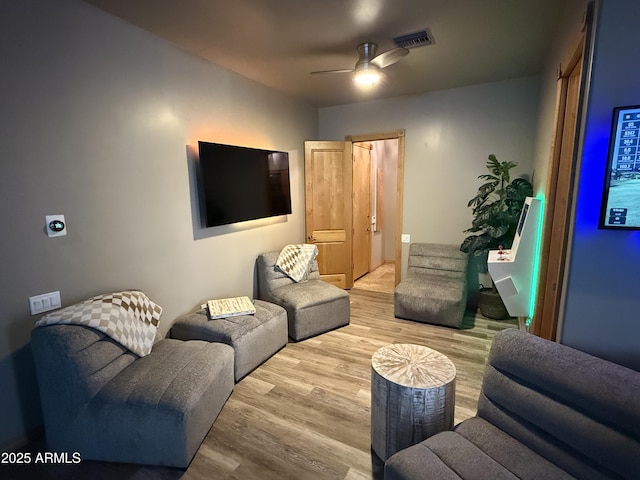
[310, 68, 354, 75]
[371, 47, 409, 69]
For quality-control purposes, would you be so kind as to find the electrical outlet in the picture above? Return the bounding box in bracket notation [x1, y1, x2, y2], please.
[401, 234, 411, 243]
[29, 291, 61, 315]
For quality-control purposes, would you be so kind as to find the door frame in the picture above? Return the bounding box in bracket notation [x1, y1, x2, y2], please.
[345, 129, 405, 286]
[532, 4, 593, 340]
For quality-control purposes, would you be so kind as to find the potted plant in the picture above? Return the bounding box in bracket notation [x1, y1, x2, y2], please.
[460, 154, 533, 319]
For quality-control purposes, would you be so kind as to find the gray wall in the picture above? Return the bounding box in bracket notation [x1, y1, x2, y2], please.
[560, 0, 640, 370]
[0, 0, 316, 447]
[531, 0, 589, 195]
[319, 76, 541, 281]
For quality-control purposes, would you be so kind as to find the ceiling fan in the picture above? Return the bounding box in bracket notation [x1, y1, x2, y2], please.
[311, 42, 410, 86]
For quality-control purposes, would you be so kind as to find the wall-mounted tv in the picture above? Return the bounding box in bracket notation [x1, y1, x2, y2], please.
[197, 141, 292, 228]
[599, 105, 640, 229]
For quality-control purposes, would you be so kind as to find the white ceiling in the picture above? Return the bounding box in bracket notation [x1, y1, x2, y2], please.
[83, 0, 571, 107]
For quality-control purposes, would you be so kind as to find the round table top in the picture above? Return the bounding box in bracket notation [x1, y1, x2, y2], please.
[371, 343, 456, 389]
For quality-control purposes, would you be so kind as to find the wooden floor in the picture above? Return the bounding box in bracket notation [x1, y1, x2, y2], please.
[4, 288, 516, 480]
[353, 263, 396, 293]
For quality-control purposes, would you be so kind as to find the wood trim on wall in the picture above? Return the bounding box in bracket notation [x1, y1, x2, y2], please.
[395, 131, 405, 286]
[533, 75, 569, 339]
[531, 5, 592, 340]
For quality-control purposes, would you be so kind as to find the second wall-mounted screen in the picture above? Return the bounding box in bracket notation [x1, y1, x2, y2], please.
[599, 105, 640, 229]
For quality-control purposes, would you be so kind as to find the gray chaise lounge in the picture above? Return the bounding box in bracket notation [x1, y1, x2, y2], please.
[394, 243, 469, 328]
[256, 250, 350, 341]
[31, 324, 234, 468]
[385, 328, 640, 479]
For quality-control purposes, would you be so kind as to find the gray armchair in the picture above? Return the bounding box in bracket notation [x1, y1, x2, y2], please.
[394, 243, 469, 328]
[256, 250, 350, 341]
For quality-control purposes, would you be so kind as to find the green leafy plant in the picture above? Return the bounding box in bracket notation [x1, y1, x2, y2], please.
[461, 154, 533, 271]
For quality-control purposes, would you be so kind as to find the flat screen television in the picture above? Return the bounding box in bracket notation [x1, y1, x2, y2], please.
[599, 105, 640, 229]
[197, 141, 292, 228]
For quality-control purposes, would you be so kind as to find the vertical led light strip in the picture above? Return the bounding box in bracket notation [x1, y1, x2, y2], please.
[526, 196, 545, 326]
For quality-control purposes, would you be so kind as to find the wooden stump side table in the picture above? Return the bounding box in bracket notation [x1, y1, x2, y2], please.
[371, 343, 456, 461]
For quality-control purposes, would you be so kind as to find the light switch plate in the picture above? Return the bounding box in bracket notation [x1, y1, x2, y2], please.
[29, 291, 61, 315]
[401, 233, 411, 243]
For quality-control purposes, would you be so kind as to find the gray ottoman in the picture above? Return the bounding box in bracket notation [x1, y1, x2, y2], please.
[171, 299, 288, 381]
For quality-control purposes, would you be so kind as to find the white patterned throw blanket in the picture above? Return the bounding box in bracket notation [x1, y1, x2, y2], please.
[276, 244, 319, 282]
[36, 290, 162, 357]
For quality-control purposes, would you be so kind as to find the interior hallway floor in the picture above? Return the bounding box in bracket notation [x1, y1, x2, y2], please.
[353, 262, 395, 294]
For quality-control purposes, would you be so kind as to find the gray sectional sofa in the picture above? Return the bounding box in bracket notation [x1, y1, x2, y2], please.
[394, 243, 469, 328]
[385, 328, 640, 479]
[31, 324, 234, 468]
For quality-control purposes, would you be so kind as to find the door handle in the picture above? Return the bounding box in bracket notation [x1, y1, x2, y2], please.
[307, 235, 317, 242]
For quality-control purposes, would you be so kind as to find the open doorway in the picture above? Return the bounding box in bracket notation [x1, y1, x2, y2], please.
[303, 130, 404, 291]
[347, 130, 404, 293]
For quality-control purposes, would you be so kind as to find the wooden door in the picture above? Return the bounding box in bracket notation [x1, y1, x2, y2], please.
[532, 22, 589, 340]
[352, 142, 372, 280]
[304, 141, 353, 289]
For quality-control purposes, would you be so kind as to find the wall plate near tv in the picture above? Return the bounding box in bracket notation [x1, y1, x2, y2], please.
[599, 105, 640, 229]
[197, 141, 292, 228]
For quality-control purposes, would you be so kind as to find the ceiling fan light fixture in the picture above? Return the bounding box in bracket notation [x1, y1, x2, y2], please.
[310, 41, 406, 90]
[353, 64, 381, 87]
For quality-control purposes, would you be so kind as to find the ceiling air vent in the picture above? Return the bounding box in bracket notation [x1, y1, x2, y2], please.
[393, 29, 435, 49]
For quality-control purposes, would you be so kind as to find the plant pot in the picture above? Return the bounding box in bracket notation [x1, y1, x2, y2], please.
[478, 287, 511, 320]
